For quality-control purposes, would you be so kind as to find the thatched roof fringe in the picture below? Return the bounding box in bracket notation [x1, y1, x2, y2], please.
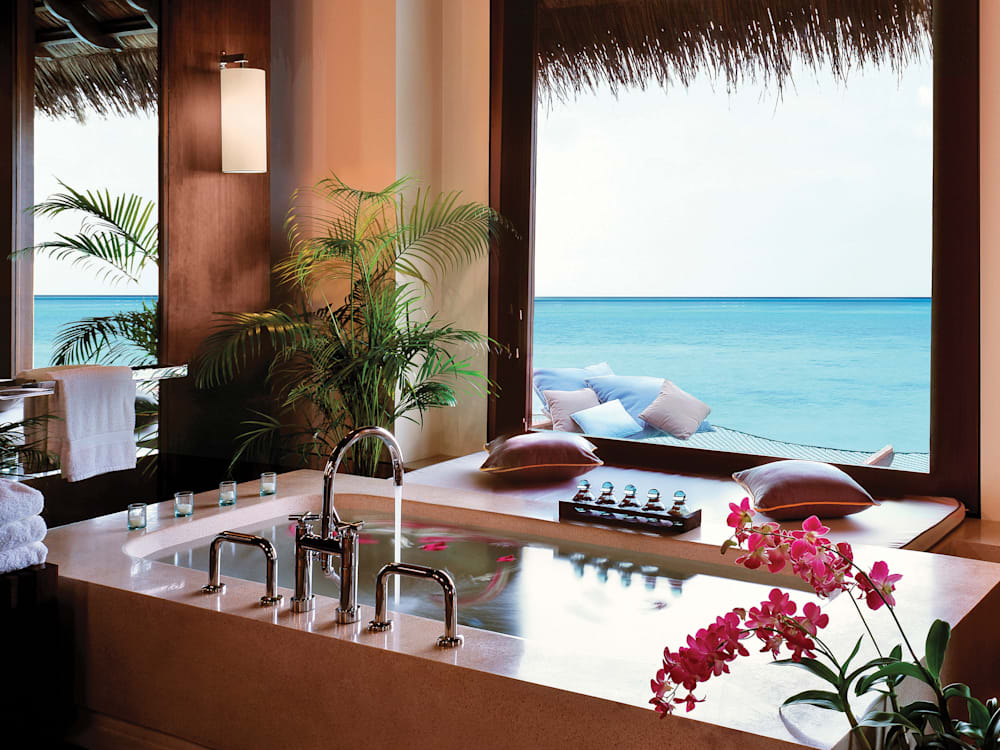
[35, 47, 158, 121]
[537, 0, 932, 101]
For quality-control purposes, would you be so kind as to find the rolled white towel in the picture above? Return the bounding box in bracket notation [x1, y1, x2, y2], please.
[0, 541, 47, 575]
[0, 515, 46, 553]
[0, 479, 43, 525]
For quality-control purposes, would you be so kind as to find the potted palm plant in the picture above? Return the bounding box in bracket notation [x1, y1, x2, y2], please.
[195, 174, 504, 477]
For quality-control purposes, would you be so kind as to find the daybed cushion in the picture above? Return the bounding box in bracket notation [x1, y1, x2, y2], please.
[585, 375, 664, 422]
[479, 432, 602, 482]
[638, 381, 711, 439]
[543, 388, 601, 432]
[407, 453, 964, 551]
[571, 399, 642, 438]
[533, 363, 613, 412]
[733, 460, 878, 520]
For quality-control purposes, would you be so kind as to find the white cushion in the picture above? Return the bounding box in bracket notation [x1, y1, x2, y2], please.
[638, 381, 711, 439]
[542, 388, 601, 432]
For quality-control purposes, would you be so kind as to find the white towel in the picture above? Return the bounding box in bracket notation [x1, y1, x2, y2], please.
[0, 478, 44, 525]
[0, 541, 47, 575]
[0, 515, 46, 553]
[19, 365, 136, 482]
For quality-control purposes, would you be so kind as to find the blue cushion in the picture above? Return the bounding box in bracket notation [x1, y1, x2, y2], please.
[533, 362, 613, 411]
[570, 399, 642, 438]
[585, 375, 665, 421]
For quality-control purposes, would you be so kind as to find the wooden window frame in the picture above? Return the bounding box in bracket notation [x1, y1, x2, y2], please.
[488, 0, 981, 512]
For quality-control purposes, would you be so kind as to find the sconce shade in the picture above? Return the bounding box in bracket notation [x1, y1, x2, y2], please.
[220, 67, 267, 173]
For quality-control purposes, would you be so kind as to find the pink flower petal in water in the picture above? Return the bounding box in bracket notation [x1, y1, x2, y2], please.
[496, 554, 515, 562]
[420, 541, 448, 551]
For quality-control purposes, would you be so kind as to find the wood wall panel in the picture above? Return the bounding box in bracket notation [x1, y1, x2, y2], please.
[0, 0, 34, 376]
[159, 0, 271, 464]
[160, 0, 271, 364]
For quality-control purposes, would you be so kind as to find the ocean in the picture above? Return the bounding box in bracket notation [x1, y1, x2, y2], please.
[532, 298, 930, 454]
[34, 295, 156, 369]
[33, 296, 931, 454]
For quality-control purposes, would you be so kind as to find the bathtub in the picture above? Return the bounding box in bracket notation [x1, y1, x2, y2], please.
[47, 469, 1000, 750]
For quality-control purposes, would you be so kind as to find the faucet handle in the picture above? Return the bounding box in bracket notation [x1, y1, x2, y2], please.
[289, 512, 321, 527]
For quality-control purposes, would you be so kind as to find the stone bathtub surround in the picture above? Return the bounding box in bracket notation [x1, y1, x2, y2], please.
[49, 470, 1000, 750]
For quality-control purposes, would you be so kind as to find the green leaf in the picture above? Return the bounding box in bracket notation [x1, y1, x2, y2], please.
[856, 661, 929, 695]
[782, 689, 845, 712]
[968, 698, 992, 732]
[849, 656, 897, 691]
[985, 707, 1000, 750]
[925, 619, 951, 679]
[944, 683, 972, 700]
[773, 657, 841, 688]
[859, 710, 921, 731]
[840, 636, 864, 679]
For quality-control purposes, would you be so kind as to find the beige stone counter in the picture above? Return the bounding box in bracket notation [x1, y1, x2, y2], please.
[48, 470, 1000, 750]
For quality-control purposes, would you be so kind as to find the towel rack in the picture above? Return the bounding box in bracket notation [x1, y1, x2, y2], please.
[0, 379, 55, 401]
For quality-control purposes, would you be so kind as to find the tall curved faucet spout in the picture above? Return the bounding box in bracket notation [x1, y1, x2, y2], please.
[321, 426, 404, 571]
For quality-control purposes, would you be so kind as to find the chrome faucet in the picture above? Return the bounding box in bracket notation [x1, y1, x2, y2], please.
[320, 426, 404, 574]
[289, 511, 363, 622]
[201, 531, 282, 606]
[368, 562, 463, 648]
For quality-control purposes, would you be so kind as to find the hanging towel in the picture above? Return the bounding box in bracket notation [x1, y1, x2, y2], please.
[19, 366, 136, 482]
[0, 515, 46, 553]
[0, 541, 47, 575]
[0, 478, 44, 525]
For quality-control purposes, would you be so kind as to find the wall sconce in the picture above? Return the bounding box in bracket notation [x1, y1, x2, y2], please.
[219, 51, 267, 174]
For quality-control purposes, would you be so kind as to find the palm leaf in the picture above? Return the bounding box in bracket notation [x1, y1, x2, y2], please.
[26, 181, 158, 285]
[50, 301, 158, 366]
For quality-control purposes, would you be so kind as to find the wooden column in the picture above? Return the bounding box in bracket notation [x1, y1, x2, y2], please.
[159, 0, 271, 468]
[0, 0, 34, 377]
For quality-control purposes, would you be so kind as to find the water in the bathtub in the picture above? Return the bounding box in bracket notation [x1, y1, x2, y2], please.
[157, 512, 809, 651]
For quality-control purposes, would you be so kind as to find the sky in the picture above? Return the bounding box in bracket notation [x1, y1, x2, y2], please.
[30, 55, 932, 300]
[534, 59, 934, 298]
[33, 112, 159, 296]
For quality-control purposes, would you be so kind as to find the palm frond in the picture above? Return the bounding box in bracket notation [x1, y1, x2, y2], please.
[193, 307, 317, 388]
[50, 301, 158, 366]
[26, 181, 158, 284]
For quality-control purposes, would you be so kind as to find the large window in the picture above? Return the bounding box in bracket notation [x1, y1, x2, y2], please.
[490, 0, 979, 507]
[533, 57, 932, 470]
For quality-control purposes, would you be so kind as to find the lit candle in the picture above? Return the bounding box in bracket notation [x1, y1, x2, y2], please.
[127, 503, 147, 530]
[174, 491, 194, 517]
[259, 472, 277, 496]
[219, 480, 237, 506]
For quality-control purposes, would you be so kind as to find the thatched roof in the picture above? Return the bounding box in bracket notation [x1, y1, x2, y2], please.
[537, 0, 932, 100]
[35, 0, 158, 121]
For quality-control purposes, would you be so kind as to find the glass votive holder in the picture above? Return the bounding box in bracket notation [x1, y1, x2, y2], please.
[127, 502, 147, 530]
[259, 472, 277, 496]
[174, 490, 194, 517]
[219, 480, 237, 506]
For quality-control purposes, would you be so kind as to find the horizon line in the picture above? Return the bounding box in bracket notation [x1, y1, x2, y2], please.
[534, 295, 932, 300]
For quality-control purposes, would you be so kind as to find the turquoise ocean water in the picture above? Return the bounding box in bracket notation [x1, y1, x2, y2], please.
[34, 295, 156, 369]
[532, 298, 930, 454]
[34, 296, 931, 454]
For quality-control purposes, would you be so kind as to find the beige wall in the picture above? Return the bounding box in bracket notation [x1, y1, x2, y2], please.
[983, 0, 1000, 520]
[394, 0, 491, 462]
[271, 0, 490, 463]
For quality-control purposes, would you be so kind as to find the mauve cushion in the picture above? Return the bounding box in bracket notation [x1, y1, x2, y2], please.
[732, 460, 878, 520]
[543, 388, 601, 432]
[638, 380, 711, 439]
[480, 432, 602, 482]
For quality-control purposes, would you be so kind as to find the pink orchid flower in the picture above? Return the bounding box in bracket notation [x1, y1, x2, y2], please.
[726, 497, 755, 530]
[859, 560, 903, 610]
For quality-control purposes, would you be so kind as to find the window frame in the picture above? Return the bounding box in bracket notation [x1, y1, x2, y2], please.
[488, 0, 981, 512]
